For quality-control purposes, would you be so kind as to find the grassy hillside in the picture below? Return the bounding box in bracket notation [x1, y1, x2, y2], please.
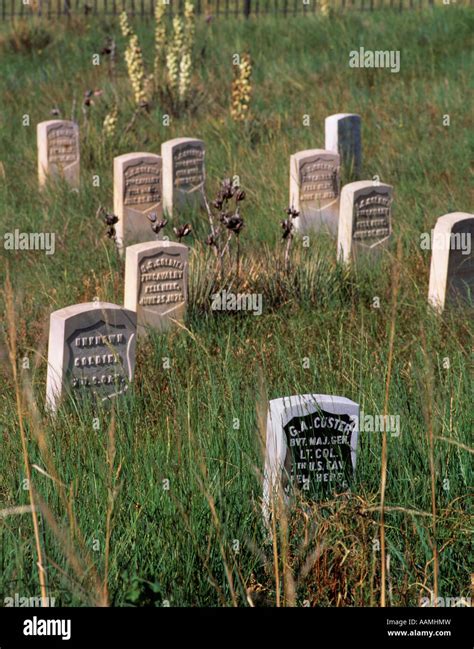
[0, 6, 472, 607]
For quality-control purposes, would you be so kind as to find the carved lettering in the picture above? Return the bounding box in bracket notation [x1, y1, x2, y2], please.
[353, 190, 391, 240]
[47, 126, 78, 166]
[300, 159, 339, 203]
[173, 145, 205, 191]
[138, 254, 185, 308]
[124, 161, 161, 207]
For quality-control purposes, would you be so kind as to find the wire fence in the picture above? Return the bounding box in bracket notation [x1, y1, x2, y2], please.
[1, 0, 472, 20]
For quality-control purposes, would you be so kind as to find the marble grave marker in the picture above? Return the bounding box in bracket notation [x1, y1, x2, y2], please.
[263, 394, 359, 525]
[325, 113, 362, 178]
[124, 240, 188, 335]
[428, 212, 474, 312]
[46, 302, 137, 412]
[37, 120, 80, 189]
[161, 137, 205, 217]
[114, 152, 163, 250]
[337, 180, 393, 264]
[289, 149, 340, 235]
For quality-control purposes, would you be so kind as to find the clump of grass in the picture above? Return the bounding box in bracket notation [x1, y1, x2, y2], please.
[1, 20, 53, 53]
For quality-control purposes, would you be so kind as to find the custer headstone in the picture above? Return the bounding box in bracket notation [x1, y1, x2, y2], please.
[263, 394, 359, 525]
[337, 180, 393, 264]
[114, 153, 163, 250]
[161, 137, 205, 217]
[46, 302, 137, 412]
[37, 120, 80, 189]
[325, 113, 361, 178]
[124, 240, 188, 335]
[428, 212, 474, 312]
[289, 149, 340, 235]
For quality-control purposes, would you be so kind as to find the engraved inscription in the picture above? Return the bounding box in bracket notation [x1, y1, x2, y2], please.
[283, 408, 356, 498]
[66, 322, 130, 395]
[299, 159, 338, 203]
[47, 125, 78, 166]
[353, 191, 391, 240]
[139, 254, 185, 307]
[124, 161, 161, 208]
[173, 145, 205, 191]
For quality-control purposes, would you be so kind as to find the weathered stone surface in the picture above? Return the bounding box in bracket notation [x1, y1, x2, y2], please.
[289, 149, 340, 235]
[46, 302, 137, 412]
[114, 152, 163, 250]
[161, 137, 205, 217]
[37, 120, 80, 189]
[124, 240, 188, 335]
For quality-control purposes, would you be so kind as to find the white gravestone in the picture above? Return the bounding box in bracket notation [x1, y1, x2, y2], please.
[113, 153, 163, 250]
[37, 120, 80, 189]
[337, 180, 393, 264]
[124, 240, 188, 335]
[161, 137, 205, 217]
[325, 113, 361, 178]
[46, 302, 137, 412]
[289, 149, 340, 235]
[263, 394, 359, 526]
[428, 212, 474, 313]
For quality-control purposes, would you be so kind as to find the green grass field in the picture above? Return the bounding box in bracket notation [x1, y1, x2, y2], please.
[0, 6, 472, 608]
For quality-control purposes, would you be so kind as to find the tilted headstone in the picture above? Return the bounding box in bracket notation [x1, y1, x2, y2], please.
[325, 113, 361, 178]
[428, 212, 474, 312]
[263, 394, 359, 525]
[113, 152, 163, 250]
[289, 149, 340, 235]
[161, 137, 205, 217]
[337, 180, 393, 264]
[46, 302, 137, 412]
[124, 240, 188, 335]
[37, 120, 80, 189]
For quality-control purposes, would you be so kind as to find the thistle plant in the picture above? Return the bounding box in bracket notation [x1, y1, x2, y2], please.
[97, 206, 119, 241]
[204, 178, 246, 278]
[174, 224, 192, 243]
[281, 206, 299, 274]
[101, 37, 116, 80]
[231, 53, 252, 122]
[147, 212, 168, 237]
[82, 88, 103, 126]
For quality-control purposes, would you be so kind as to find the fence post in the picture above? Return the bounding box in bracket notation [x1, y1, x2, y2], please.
[244, 0, 251, 17]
